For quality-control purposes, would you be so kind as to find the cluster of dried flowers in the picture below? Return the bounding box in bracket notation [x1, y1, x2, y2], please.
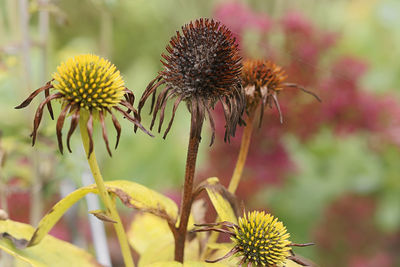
[16, 17, 313, 266]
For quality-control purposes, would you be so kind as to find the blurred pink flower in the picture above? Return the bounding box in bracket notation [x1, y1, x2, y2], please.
[214, 1, 271, 43]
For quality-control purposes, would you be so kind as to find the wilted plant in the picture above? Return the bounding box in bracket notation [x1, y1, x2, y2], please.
[0, 18, 314, 267]
[14, 54, 153, 267]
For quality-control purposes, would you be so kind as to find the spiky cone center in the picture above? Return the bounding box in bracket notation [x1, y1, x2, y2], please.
[242, 59, 287, 109]
[232, 211, 291, 266]
[52, 54, 125, 111]
[161, 18, 242, 99]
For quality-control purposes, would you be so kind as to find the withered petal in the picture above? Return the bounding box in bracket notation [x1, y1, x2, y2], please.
[86, 113, 94, 158]
[163, 94, 184, 139]
[56, 103, 71, 154]
[99, 110, 112, 156]
[67, 108, 80, 153]
[31, 93, 63, 146]
[109, 110, 121, 149]
[15, 80, 54, 109]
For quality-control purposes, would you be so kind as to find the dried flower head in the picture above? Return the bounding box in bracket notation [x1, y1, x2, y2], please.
[139, 18, 245, 144]
[194, 211, 313, 266]
[16, 54, 151, 156]
[242, 59, 320, 126]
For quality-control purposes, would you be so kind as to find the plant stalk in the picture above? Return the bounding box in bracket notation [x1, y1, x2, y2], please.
[202, 110, 256, 260]
[174, 119, 203, 262]
[79, 113, 134, 267]
[228, 111, 255, 194]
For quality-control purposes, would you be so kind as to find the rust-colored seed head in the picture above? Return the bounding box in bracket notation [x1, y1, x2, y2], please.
[242, 59, 287, 125]
[139, 18, 245, 144]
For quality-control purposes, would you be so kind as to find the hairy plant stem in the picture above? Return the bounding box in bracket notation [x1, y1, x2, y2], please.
[174, 119, 203, 262]
[228, 110, 255, 194]
[79, 112, 134, 267]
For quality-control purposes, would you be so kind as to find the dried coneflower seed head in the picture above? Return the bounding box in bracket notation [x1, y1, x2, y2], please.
[242, 59, 321, 126]
[52, 54, 125, 111]
[16, 54, 151, 157]
[233, 211, 291, 266]
[242, 59, 287, 125]
[139, 18, 245, 144]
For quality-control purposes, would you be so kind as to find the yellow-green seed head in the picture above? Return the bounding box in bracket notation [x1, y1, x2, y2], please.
[52, 54, 125, 111]
[233, 211, 291, 266]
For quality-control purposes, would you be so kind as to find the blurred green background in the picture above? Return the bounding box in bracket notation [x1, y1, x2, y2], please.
[0, 0, 399, 266]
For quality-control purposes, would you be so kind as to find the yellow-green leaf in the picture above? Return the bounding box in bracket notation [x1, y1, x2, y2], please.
[29, 180, 178, 246]
[129, 213, 200, 266]
[184, 261, 227, 267]
[128, 213, 173, 256]
[203, 177, 238, 224]
[145, 261, 227, 267]
[146, 262, 181, 267]
[0, 219, 100, 267]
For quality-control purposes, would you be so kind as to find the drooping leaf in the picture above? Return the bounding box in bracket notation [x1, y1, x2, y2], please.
[202, 177, 238, 224]
[0, 219, 101, 267]
[29, 180, 178, 246]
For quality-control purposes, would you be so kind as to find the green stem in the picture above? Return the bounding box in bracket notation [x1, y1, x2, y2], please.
[79, 113, 134, 267]
[228, 112, 255, 194]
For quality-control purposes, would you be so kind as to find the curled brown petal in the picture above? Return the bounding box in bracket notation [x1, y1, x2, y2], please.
[56, 103, 71, 154]
[289, 242, 315, 247]
[205, 247, 239, 263]
[123, 88, 135, 114]
[31, 93, 63, 146]
[158, 90, 176, 133]
[191, 227, 235, 236]
[114, 106, 154, 137]
[138, 75, 164, 114]
[163, 95, 184, 139]
[272, 93, 283, 124]
[150, 86, 172, 130]
[219, 95, 232, 142]
[282, 82, 322, 102]
[99, 110, 112, 156]
[193, 221, 235, 228]
[287, 255, 310, 266]
[109, 110, 121, 149]
[67, 108, 80, 153]
[44, 81, 55, 120]
[15, 80, 54, 109]
[120, 100, 140, 120]
[86, 113, 94, 158]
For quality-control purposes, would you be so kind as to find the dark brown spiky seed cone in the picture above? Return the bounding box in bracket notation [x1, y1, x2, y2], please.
[139, 18, 245, 144]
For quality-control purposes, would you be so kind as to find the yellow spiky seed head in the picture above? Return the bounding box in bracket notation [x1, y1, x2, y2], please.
[52, 54, 125, 111]
[233, 211, 291, 266]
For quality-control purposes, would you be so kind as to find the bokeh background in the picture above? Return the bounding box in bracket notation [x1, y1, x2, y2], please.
[1, 0, 400, 266]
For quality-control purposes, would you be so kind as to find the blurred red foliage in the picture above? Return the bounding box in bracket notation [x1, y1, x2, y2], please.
[210, 2, 400, 264]
[209, 1, 400, 199]
[314, 194, 399, 267]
